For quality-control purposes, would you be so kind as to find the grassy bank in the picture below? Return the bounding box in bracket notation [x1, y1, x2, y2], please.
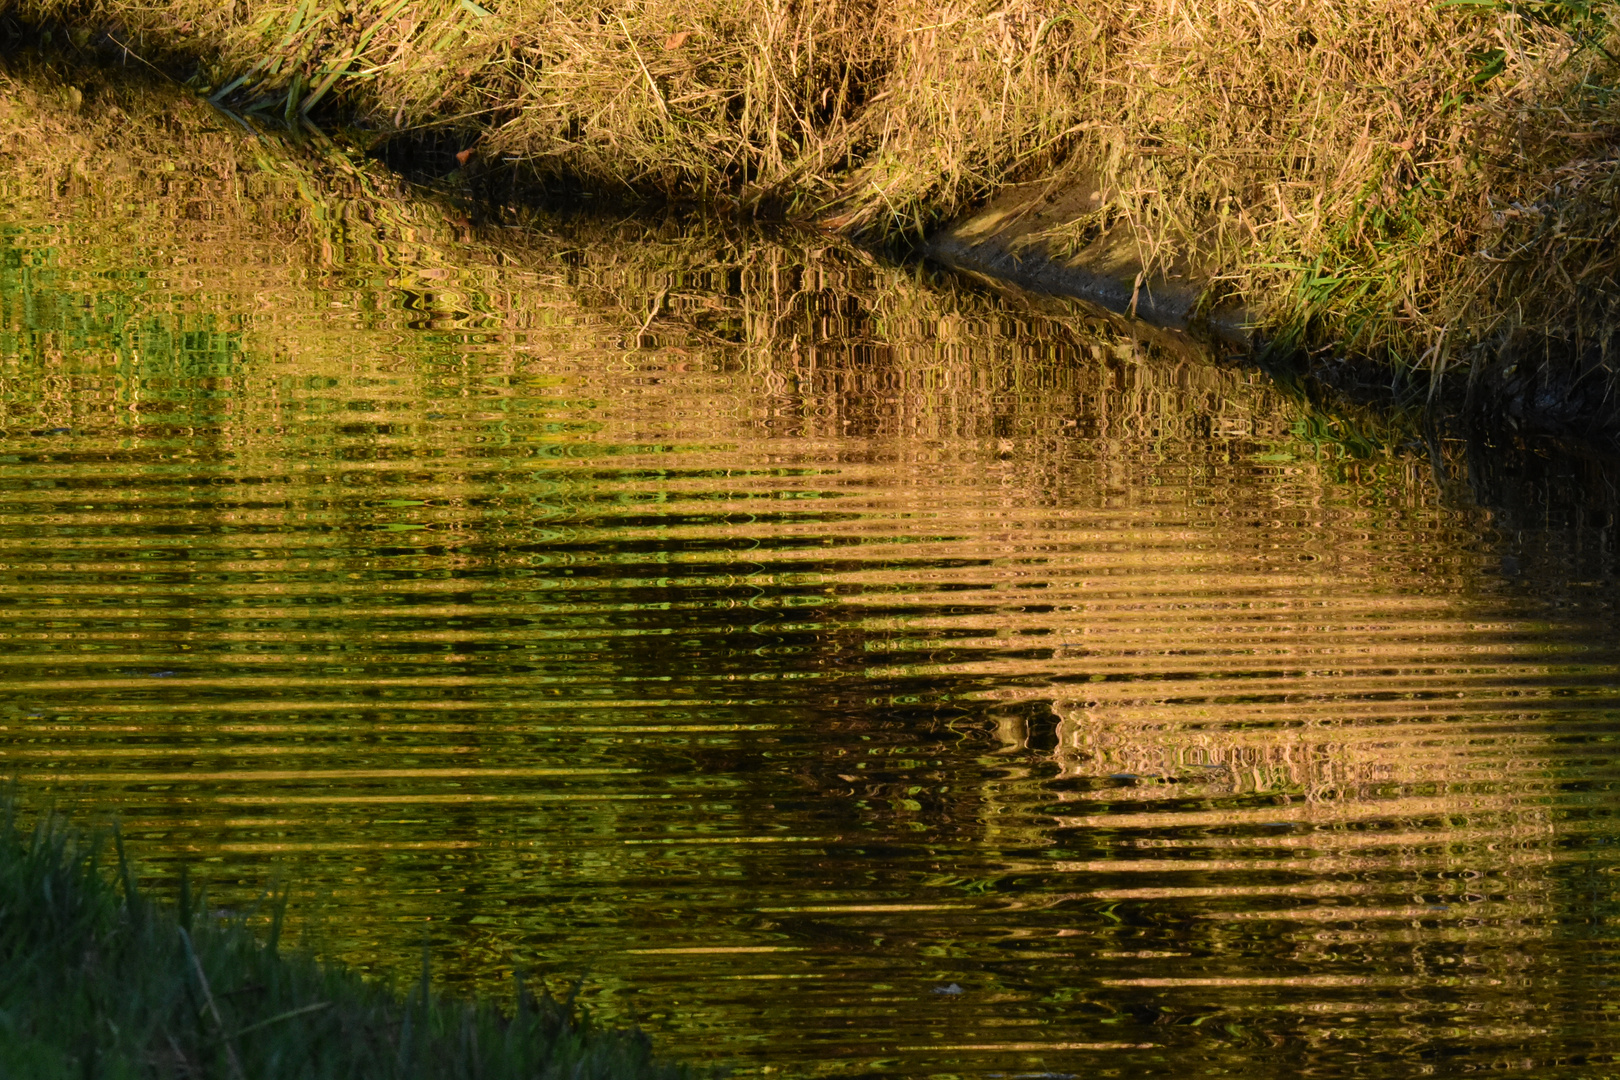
[0, 804, 693, 1079]
[6, 0, 1620, 435]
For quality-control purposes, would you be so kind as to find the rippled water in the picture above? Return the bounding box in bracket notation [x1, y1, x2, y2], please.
[6, 72, 1620, 1077]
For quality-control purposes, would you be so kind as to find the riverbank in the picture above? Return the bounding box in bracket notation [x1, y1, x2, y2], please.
[10, 33, 1620, 1078]
[0, 803, 693, 1079]
[5, 1, 1620, 444]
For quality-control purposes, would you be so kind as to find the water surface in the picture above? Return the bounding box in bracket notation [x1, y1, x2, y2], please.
[5, 72, 1620, 1077]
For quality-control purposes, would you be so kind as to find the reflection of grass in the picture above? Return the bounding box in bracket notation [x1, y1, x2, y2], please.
[1287, 411, 1387, 462]
[0, 803, 693, 1080]
[0, 63, 1461, 481]
[0, 64, 1228, 429]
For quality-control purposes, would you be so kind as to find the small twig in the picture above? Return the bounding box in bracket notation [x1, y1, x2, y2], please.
[179, 927, 248, 1080]
[165, 1032, 190, 1069]
[103, 34, 178, 84]
[635, 288, 669, 341]
[618, 15, 670, 119]
[388, 106, 505, 133]
[214, 1001, 332, 1044]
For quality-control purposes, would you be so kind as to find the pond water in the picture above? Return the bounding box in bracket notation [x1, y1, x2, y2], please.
[6, 72, 1620, 1078]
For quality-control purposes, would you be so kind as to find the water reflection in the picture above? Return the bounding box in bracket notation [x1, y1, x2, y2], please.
[5, 68, 1620, 1077]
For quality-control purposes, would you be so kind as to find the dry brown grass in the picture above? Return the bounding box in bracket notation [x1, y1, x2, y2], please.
[9, 0, 1620, 403]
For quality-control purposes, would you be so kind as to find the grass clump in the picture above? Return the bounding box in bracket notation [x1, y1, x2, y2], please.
[0, 804, 693, 1080]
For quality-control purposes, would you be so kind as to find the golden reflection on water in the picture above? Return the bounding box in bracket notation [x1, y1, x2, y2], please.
[4, 70, 1620, 1077]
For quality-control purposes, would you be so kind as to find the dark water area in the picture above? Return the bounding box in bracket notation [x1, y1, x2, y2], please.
[6, 71, 1620, 1078]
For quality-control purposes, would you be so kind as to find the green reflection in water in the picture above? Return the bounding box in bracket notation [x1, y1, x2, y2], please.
[4, 69, 1620, 1079]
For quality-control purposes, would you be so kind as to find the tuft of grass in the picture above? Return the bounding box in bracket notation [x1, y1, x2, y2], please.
[0, 801, 697, 1080]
